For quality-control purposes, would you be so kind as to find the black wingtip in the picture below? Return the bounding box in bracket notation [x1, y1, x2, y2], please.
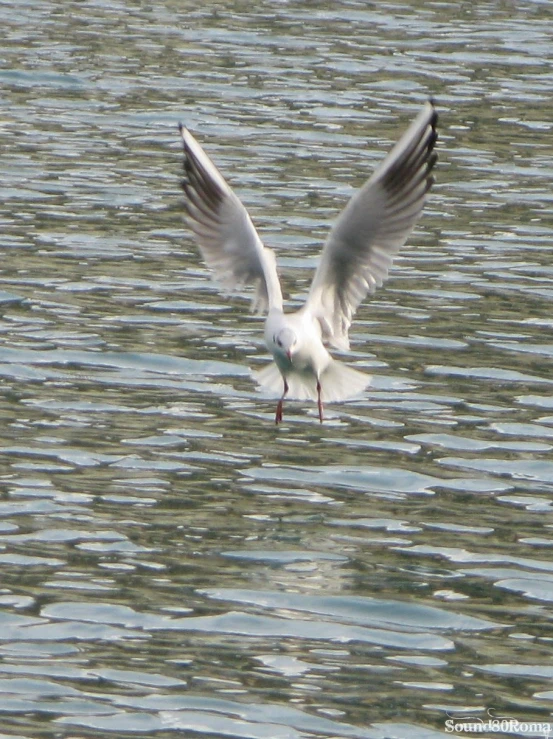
[428, 98, 438, 131]
[428, 128, 438, 151]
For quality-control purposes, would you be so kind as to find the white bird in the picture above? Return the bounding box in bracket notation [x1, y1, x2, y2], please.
[179, 100, 438, 424]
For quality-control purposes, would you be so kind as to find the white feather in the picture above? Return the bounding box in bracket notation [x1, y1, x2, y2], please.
[180, 101, 438, 422]
[254, 359, 370, 403]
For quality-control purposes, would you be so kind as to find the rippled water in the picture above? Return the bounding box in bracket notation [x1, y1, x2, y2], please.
[1, 1, 553, 738]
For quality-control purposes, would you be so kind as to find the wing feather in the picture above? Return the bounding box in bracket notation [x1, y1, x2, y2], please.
[179, 125, 282, 313]
[306, 101, 438, 350]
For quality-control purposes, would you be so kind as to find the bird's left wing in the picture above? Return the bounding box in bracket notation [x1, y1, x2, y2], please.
[305, 101, 438, 350]
[180, 125, 282, 313]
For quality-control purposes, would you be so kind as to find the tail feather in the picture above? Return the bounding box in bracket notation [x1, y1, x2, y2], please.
[253, 361, 287, 397]
[253, 359, 370, 403]
[319, 359, 371, 402]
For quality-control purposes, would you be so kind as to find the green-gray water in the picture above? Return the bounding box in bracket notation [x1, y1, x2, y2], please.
[1, 2, 553, 737]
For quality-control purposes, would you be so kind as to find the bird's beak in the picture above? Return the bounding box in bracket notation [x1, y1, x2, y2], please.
[286, 350, 292, 361]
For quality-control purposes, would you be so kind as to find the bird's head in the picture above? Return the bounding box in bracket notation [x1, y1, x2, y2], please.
[273, 327, 297, 361]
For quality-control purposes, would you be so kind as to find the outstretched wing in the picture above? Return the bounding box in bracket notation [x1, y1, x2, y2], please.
[179, 125, 282, 313]
[306, 100, 438, 350]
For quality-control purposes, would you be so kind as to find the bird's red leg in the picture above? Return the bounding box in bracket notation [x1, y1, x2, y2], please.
[275, 378, 289, 425]
[316, 380, 324, 423]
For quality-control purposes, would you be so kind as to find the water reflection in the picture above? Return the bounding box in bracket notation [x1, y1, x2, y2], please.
[1, 0, 553, 737]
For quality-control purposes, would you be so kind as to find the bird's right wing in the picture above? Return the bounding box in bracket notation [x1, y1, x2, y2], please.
[179, 125, 282, 313]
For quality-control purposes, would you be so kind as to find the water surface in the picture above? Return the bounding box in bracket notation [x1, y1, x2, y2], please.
[1, 1, 553, 737]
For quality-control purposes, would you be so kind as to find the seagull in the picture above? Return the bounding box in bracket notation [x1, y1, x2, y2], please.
[179, 100, 438, 424]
